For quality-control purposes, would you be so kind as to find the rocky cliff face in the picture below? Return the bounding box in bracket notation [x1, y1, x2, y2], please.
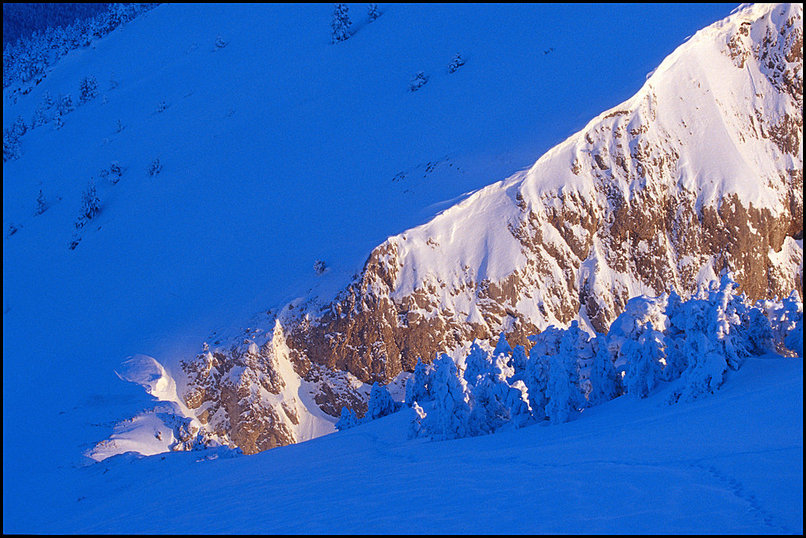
[179, 3, 803, 454]
[180, 321, 341, 454]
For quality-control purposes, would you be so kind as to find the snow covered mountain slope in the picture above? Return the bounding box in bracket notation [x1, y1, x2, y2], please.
[4, 4, 745, 461]
[339, 2, 803, 356]
[13, 353, 806, 533]
[175, 3, 802, 454]
[293, 1, 802, 371]
[2, 4, 802, 533]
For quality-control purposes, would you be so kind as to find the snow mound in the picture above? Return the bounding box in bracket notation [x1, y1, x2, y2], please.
[115, 354, 176, 401]
[89, 355, 209, 461]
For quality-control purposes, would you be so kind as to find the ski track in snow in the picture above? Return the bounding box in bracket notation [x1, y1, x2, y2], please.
[504, 448, 798, 534]
[691, 458, 796, 534]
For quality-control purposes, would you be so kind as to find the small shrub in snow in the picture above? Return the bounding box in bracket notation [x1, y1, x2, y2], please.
[32, 105, 49, 128]
[71, 182, 98, 250]
[409, 71, 429, 92]
[448, 53, 465, 73]
[367, 3, 380, 22]
[101, 162, 123, 184]
[109, 161, 122, 184]
[156, 100, 169, 113]
[215, 35, 228, 48]
[68, 234, 81, 250]
[79, 181, 100, 221]
[313, 259, 327, 275]
[148, 158, 162, 177]
[331, 3, 352, 44]
[57, 94, 74, 116]
[11, 115, 27, 138]
[40, 91, 54, 110]
[35, 189, 48, 215]
[7, 223, 20, 237]
[3, 129, 21, 162]
[80, 75, 98, 103]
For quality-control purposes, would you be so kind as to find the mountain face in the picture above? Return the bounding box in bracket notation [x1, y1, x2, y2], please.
[155, 4, 804, 455]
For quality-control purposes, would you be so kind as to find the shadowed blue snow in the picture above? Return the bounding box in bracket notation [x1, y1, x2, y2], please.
[14, 355, 806, 533]
[6, 3, 799, 534]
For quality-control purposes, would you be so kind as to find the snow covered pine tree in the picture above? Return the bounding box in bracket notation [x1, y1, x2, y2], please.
[365, 382, 397, 420]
